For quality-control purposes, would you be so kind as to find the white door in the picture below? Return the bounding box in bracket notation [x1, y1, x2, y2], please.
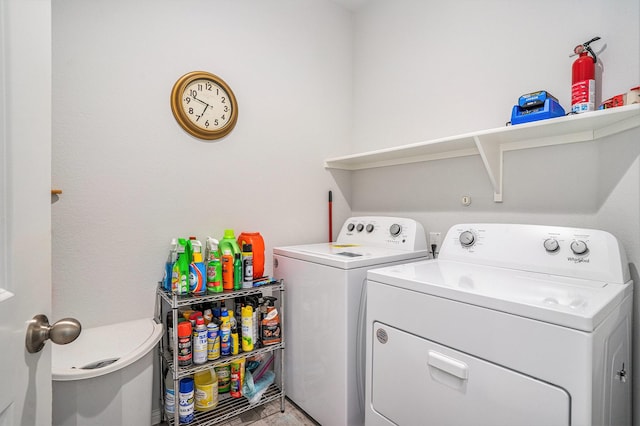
[369, 322, 571, 426]
[0, 0, 52, 425]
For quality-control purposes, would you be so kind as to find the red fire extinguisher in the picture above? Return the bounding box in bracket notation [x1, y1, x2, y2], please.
[571, 36, 601, 114]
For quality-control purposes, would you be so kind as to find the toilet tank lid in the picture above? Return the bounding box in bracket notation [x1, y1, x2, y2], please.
[52, 318, 163, 381]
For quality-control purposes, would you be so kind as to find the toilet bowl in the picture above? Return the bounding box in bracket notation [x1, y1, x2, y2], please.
[52, 318, 163, 426]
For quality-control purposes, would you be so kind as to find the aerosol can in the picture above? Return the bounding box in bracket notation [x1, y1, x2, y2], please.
[570, 36, 601, 113]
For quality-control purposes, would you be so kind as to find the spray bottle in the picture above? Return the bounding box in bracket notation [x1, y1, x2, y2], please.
[233, 253, 242, 291]
[220, 309, 231, 357]
[189, 237, 206, 296]
[163, 238, 177, 292]
[571, 36, 601, 113]
[219, 230, 240, 291]
[172, 239, 191, 295]
[241, 302, 254, 352]
[261, 296, 281, 346]
[205, 237, 223, 293]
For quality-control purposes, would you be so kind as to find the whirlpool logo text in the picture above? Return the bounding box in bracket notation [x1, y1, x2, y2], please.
[568, 257, 590, 264]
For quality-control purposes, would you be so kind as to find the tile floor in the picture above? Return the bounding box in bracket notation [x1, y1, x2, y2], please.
[217, 398, 318, 426]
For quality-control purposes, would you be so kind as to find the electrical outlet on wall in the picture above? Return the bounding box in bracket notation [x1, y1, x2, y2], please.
[429, 232, 441, 248]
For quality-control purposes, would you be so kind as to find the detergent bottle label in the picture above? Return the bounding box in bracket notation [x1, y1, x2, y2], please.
[189, 262, 206, 295]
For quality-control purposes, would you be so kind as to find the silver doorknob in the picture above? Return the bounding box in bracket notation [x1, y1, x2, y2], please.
[25, 314, 81, 353]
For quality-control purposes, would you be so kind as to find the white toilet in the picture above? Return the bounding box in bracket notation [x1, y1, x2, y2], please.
[52, 318, 163, 426]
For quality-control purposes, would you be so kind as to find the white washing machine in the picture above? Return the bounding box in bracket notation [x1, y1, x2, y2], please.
[273, 216, 429, 426]
[365, 223, 633, 426]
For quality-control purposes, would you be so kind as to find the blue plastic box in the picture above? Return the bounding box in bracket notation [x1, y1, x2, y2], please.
[511, 98, 566, 125]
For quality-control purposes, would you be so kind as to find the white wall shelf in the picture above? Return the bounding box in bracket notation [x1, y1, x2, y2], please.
[324, 104, 640, 202]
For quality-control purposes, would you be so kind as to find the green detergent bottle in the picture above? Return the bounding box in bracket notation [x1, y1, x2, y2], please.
[219, 230, 241, 291]
[172, 238, 192, 295]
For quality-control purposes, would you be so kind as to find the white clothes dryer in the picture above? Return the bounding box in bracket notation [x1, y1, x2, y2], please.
[273, 216, 429, 426]
[365, 223, 633, 426]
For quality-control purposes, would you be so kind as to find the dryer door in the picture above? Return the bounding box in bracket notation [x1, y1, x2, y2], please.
[370, 322, 570, 426]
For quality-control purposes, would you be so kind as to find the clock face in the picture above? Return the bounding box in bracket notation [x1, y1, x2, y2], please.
[182, 78, 233, 131]
[171, 71, 238, 140]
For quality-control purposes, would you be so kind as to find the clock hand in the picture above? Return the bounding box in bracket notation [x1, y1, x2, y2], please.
[192, 97, 210, 107]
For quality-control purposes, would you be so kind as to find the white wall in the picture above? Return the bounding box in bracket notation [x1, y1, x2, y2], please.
[349, 0, 640, 423]
[52, 0, 353, 328]
[351, 0, 640, 151]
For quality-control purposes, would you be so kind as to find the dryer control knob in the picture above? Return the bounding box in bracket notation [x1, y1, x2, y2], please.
[543, 238, 560, 252]
[356, 223, 364, 232]
[570, 240, 589, 255]
[459, 231, 475, 247]
[366, 224, 375, 233]
[389, 224, 402, 237]
[347, 223, 355, 232]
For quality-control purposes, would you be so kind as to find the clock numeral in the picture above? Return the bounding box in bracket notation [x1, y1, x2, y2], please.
[190, 89, 198, 98]
[188, 108, 194, 115]
[206, 82, 212, 91]
[184, 97, 191, 104]
[214, 119, 219, 126]
[197, 83, 203, 91]
[195, 114, 202, 122]
[204, 120, 210, 128]
[221, 114, 226, 121]
[221, 96, 226, 104]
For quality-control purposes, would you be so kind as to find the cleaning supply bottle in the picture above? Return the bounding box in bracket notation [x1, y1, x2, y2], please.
[164, 370, 175, 418]
[233, 253, 242, 290]
[261, 297, 281, 346]
[192, 317, 208, 365]
[178, 377, 195, 424]
[229, 311, 239, 355]
[177, 321, 193, 366]
[237, 232, 264, 278]
[205, 237, 223, 293]
[241, 303, 254, 352]
[172, 238, 192, 295]
[189, 238, 206, 296]
[230, 360, 243, 398]
[220, 309, 231, 357]
[164, 238, 178, 292]
[241, 244, 253, 289]
[219, 230, 241, 290]
[215, 363, 231, 393]
[207, 321, 220, 361]
[194, 368, 218, 412]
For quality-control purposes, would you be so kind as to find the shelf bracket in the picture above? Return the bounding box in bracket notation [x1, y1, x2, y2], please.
[473, 135, 503, 202]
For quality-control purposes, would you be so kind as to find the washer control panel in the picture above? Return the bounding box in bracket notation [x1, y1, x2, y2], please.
[337, 216, 428, 251]
[439, 223, 629, 284]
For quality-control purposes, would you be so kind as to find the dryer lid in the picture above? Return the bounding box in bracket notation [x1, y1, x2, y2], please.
[367, 260, 632, 332]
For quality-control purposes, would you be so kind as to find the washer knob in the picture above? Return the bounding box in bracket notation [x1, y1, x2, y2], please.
[459, 231, 475, 247]
[366, 224, 375, 233]
[356, 223, 364, 232]
[347, 223, 355, 232]
[570, 240, 589, 255]
[543, 238, 560, 253]
[389, 224, 402, 237]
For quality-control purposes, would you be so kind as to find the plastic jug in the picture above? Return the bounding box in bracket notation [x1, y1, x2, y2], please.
[194, 368, 218, 412]
[237, 232, 264, 279]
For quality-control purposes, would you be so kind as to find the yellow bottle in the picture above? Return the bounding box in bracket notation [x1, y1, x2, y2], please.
[230, 311, 239, 355]
[241, 305, 254, 352]
[194, 368, 218, 412]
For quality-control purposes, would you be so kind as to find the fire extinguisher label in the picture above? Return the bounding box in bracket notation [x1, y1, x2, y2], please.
[571, 79, 595, 113]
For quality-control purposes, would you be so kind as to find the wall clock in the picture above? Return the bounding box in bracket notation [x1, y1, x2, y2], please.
[170, 71, 238, 140]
